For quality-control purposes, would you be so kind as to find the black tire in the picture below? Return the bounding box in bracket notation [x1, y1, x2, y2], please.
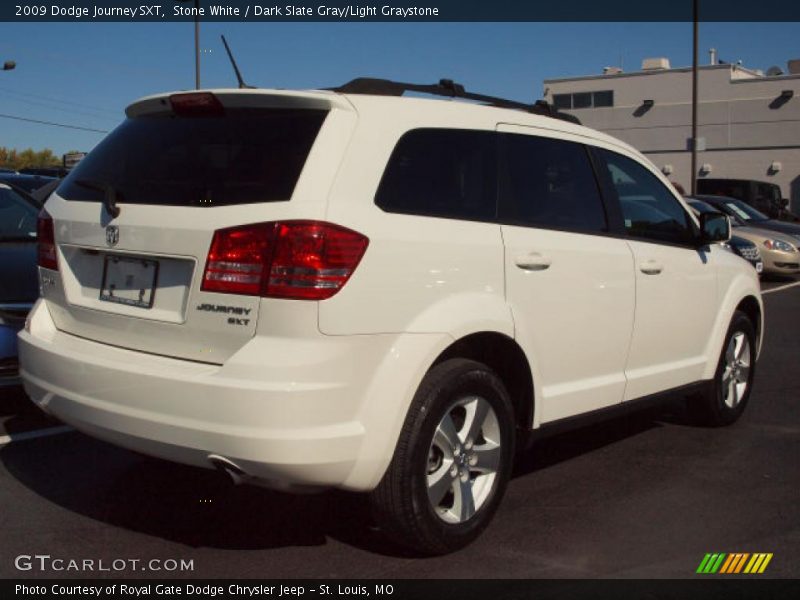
[369, 358, 515, 555]
[688, 310, 757, 427]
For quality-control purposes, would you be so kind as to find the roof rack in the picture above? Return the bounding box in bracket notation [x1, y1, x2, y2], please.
[331, 77, 581, 125]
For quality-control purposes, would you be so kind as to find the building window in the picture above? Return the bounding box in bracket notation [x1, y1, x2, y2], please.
[551, 90, 614, 110]
[553, 94, 572, 109]
[593, 91, 614, 107]
[572, 92, 592, 109]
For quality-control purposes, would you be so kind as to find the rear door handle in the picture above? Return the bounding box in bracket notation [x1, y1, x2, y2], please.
[639, 259, 664, 275]
[515, 253, 552, 271]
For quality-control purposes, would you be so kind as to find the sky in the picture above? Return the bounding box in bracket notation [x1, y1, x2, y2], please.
[0, 21, 798, 157]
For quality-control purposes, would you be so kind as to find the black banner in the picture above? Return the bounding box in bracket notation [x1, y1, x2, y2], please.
[4, 579, 800, 600]
[3, 0, 800, 22]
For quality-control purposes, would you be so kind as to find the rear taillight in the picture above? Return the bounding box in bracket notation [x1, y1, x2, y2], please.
[169, 92, 224, 116]
[202, 221, 369, 300]
[37, 209, 58, 270]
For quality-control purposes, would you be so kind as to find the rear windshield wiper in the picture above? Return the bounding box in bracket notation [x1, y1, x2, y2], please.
[75, 178, 122, 218]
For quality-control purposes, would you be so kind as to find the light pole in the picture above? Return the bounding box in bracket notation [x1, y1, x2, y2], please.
[690, 0, 699, 195]
[193, 0, 200, 89]
[175, 1, 201, 89]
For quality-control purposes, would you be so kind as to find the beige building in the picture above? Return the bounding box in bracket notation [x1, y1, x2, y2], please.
[543, 57, 800, 211]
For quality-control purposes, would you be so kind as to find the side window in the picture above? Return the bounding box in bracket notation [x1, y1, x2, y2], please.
[499, 134, 607, 234]
[597, 149, 694, 245]
[375, 129, 497, 222]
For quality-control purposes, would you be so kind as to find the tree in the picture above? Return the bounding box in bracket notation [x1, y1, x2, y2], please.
[0, 146, 62, 170]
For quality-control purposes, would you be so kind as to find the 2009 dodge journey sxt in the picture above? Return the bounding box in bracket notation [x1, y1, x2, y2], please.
[19, 79, 762, 555]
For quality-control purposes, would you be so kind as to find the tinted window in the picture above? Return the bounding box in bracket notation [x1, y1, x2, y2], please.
[0, 187, 38, 240]
[375, 129, 497, 221]
[573, 93, 592, 109]
[598, 149, 694, 245]
[593, 91, 614, 107]
[500, 135, 607, 233]
[553, 94, 572, 109]
[58, 109, 327, 207]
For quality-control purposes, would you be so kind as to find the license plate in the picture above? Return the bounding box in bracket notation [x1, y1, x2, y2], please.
[100, 256, 159, 308]
[755, 262, 764, 274]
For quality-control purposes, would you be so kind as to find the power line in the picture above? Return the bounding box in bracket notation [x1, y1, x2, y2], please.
[0, 112, 109, 133]
[0, 85, 121, 116]
[0, 91, 120, 122]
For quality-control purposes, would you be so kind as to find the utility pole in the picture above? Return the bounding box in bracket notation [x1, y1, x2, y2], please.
[691, 0, 699, 195]
[176, 1, 201, 88]
[194, 0, 200, 89]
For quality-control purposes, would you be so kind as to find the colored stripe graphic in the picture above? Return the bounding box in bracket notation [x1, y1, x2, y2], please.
[698, 553, 773, 574]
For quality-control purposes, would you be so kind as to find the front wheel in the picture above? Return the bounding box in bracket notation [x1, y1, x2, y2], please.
[369, 358, 515, 555]
[689, 310, 757, 426]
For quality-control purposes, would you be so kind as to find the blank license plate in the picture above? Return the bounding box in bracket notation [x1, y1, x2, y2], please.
[100, 256, 159, 309]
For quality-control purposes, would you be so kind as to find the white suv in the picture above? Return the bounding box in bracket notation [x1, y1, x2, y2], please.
[19, 79, 763, 555]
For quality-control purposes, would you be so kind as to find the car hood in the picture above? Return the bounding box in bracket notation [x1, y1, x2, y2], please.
[0, 242, 38, 304]
[728, 235, 754, 249]
[755, 219, 800, 240]
[735, 225, 799, 246]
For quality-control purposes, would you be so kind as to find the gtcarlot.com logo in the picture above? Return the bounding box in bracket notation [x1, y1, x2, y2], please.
[14, 554, 194, 573]
[696, 552, 773, 574]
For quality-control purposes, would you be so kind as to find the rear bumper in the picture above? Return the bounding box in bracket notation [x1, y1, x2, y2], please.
[19, 300, 449, 491]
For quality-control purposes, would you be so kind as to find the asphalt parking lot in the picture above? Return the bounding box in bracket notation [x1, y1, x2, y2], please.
[1, 277, 798, 580]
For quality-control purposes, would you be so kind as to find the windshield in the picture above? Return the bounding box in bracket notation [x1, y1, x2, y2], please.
[721, 199, 769, 222]
[688, 199, 717, 214]
[57, 108, 327, 207]
[0, 186, 38, 241]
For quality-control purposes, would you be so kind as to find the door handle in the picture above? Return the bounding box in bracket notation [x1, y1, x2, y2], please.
[639, 259, 664, 275]
[515, 253, 552, 271]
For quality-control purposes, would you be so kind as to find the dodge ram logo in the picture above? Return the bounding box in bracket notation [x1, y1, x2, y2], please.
[105, 225, 119, 247]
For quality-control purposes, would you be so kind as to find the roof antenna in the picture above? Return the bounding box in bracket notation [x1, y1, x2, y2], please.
[220, 35, 253, 89]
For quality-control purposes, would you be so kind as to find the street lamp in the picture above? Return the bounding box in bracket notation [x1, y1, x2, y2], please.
[175, 1, 201, 89]
[2, 61, 15, 71]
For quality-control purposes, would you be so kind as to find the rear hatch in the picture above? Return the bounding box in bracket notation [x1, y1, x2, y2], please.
[40, 89, 353, 364]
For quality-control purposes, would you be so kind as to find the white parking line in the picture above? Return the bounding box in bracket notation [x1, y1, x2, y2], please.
[0, 425, 73, 446]
[762, 280, 800, 295]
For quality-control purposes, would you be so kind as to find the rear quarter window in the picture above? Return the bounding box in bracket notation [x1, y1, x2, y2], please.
[57, 109, 327, 207]
[375, 129, 497, 222]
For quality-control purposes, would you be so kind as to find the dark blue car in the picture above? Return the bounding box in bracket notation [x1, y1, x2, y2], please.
[0, 183, 39, 386]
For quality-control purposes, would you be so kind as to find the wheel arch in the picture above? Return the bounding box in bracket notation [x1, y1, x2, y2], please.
[432, 332, 535, 439]
[736, 295, 763, 357]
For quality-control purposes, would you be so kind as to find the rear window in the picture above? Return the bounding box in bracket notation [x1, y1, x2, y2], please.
[57, 109, 327, 207]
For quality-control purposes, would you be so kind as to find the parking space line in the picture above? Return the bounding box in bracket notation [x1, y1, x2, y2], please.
[0, 425, 73, 446]
[762, 280, 800, 295]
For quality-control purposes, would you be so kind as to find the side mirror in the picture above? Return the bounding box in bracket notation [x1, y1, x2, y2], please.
[698, 212, 730, 245]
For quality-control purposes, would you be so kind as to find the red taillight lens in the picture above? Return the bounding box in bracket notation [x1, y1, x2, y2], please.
[169, 92, 224, 116]
[268, 221, 369, 300]
[201, 221, 369, 300]
[202, 223, 275, 295]
[37, 209, 58, 270]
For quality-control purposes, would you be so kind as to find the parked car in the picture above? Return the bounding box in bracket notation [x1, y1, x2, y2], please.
[696, 178, 788, 219]
[686, 199, 763, 273]
[19, 81, 763, 555]
[19, 166, 70, 178]
[693, 194, 800, 241]
[687, 197, 800, 276]
[0, 173, 58, 195]
[0, 184, 39, 386]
